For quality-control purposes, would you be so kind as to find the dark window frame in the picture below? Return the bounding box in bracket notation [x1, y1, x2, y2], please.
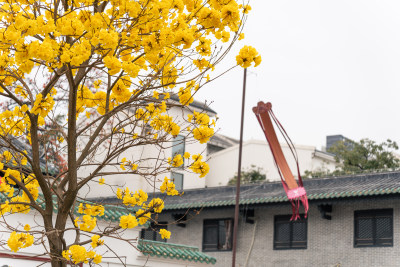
[273, 215, 307, 250]
[140, 222, 168, 243]
[202, 218, 233, 252]
[354, 209, 393, 248]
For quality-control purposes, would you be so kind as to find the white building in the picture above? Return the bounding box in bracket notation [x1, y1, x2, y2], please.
[79, 95, 217, 199]
[205, 136, 338, 187]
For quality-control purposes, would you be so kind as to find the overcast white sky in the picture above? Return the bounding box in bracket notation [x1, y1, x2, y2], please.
[196, 0, 400, 150]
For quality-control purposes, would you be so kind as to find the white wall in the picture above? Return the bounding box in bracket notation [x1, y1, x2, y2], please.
[205, 139, 337, 187]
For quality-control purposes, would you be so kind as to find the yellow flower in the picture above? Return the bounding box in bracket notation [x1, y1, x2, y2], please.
[148, 198, 164, 213]
[93, 254, 102, 264]
[119, 214, 138, 229]
[63, 245, 87, 264]
[171, 154, 183, 167]
[183, 152, 190, 159]
[99, 177, 105, 185]
[236, 46, 262, 68]
[93, 80, 102, 89]
[241, 4, 252, 14]
[24, 224, 30, 231]
[193, 126, 214, 144]
[189, 160, 209, 178]
[136, 209, 151, 225]
[153, 91, 159, 99]
[116, 188, 123, 199]
[7, 232, 34, 252]
[76, 215, 97, 231]
[159, 229, 171, 239]
[178, 87, 193, 106]
[91, 235, 104, 248]
[160, 177, 179, 196]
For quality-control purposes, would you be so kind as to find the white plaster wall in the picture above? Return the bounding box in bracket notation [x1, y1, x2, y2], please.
[310, 155, 337, 173]
[206, 139, 338, 187]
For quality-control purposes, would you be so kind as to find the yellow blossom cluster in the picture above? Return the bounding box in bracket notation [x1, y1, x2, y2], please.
[159, 229, 171, 239]
[135, 209, 151, 225]
[236, 46, 262, 68]
[189, 154, 210, 178]
[119, 157, 138, 171]
[119, 214, 139, 229]
[160, 177, 179, 196]
[91, 235, 104, 249]
[0, 170, 39, 214]
[31, 88, 57, 117]
[169, 154, 184, 167]
[74, 215, 97, 232]
[7, 231, 34, 252]
[62, 245, 102, 264]
[148, 198, 165, 213]
[78, 203, 105, 217]
[116, 188, 148, 208]
[188, 111, 215, 144]
[149, 113, 181, 137]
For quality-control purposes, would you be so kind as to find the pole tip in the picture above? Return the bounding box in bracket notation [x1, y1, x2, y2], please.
[252, 101, 272, 114]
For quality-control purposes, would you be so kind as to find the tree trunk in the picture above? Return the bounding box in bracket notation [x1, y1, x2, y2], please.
[44, 214, 67, 267]
[48, 232, 66, 267]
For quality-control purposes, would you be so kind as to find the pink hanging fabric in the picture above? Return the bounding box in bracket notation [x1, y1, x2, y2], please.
[252, 101, 308, 220]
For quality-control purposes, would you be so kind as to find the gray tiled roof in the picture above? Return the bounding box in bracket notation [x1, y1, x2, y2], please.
[208, 133, 239, 149]
[97, 171, 400, 210]
[0, 137, 58, 175]
[169, 94, 217, 115]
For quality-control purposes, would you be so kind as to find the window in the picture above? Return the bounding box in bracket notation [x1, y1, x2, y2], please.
[172, 135, 185, 157]
[171, 172, 183, 191]
[140, 222, 168, 243]
[203, 219, 233, 251]
[274, 215, 307, 249]
[354, 209, 393, 247]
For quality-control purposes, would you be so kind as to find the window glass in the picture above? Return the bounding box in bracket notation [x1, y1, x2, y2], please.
[203, 223, 218, 250]
[275, 223, 290, 242]
[172, 135, 185, 157]
[203, 219, 233, 251]
[376, 217, 392, 238]
[357, 218, 373, 239]
[171, 172, 183, 191]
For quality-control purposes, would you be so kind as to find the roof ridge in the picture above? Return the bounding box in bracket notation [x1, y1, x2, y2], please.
[139, 239, 199, 250]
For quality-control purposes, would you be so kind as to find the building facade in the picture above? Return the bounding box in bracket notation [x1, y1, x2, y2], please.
[107, 171, 400, 267]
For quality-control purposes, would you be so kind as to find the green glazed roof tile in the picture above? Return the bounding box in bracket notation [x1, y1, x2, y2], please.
[138, 239, 216, 264]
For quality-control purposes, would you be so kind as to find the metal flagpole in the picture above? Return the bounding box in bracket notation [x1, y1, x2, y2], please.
[231, 67, 247, 267]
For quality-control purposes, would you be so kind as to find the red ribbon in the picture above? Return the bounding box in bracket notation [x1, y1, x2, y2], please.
[253, 101, 308, 220]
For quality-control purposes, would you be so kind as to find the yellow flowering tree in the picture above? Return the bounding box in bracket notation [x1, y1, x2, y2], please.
[0, 0, 260, 265]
